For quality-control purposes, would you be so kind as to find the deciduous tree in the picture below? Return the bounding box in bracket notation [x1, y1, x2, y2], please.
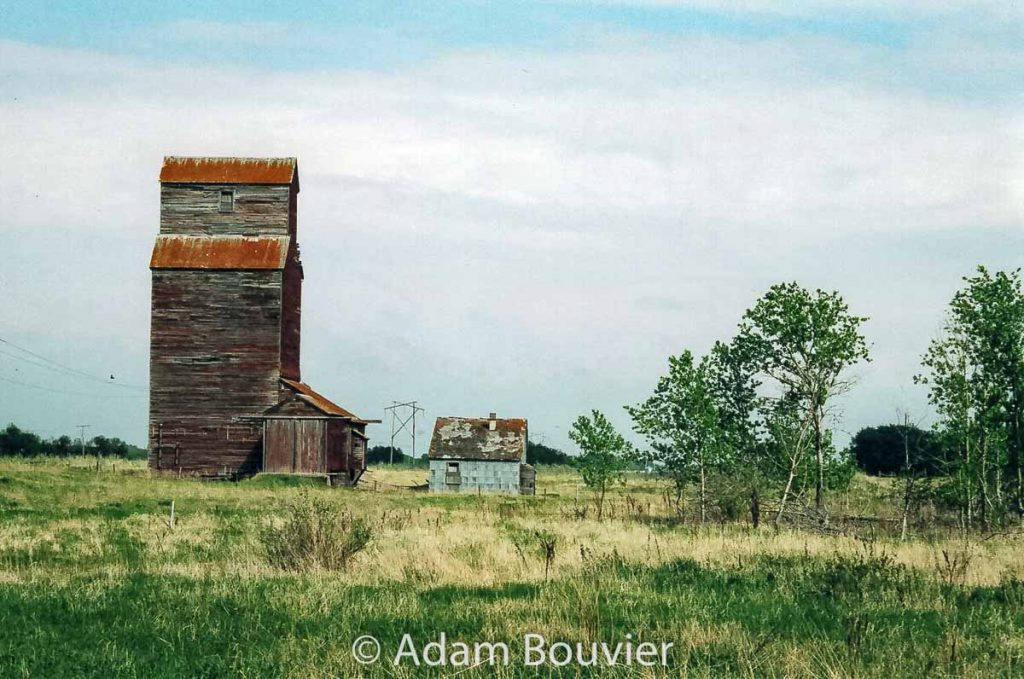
[626, 350, 729, 523]
[568, 410, 633, 520]
[734, 283, 869, 511]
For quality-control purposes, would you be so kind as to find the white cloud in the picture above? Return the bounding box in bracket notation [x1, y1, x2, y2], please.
[0, 29, 1021, 449]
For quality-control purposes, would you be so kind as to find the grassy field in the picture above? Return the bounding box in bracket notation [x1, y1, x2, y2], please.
[0, 457, 1020, 677]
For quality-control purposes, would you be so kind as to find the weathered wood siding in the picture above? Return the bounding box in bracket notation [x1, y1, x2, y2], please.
[263, 419, 327, 473]
[263, 420, 293, 472]
[149, 269, 283, 474]
[149, 168, 320, 476]
[280, 245, 302, 381]
[326, 421, 347, 473]
[269, 390, 318, 415]
[160, 184, 291, 236]
[263, 396, 359, 476]
[295, 420, 325, 473]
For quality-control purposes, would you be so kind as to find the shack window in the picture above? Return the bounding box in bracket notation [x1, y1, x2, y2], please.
[219, 190, 234, 212]
[447, 462, 460, 473]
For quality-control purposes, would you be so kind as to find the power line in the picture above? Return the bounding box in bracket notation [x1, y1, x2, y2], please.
[0, 337, 146, 390]
[0, 347, 115, 384]
[0, 374, 146, 400]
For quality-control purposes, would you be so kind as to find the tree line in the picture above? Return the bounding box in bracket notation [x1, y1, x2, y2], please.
[0, 424, 147, 460]
[570, 267, 1024, 531]
[366, 441, 573, 466]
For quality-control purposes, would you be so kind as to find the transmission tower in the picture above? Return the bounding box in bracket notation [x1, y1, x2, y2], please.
[383, 400, 426, 463]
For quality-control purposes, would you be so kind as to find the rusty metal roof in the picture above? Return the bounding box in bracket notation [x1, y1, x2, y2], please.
[160, 157, 298, 185]
[150, 236, 290, 270]
[428, 416, 528, 462]
[280, 379, 370, 422]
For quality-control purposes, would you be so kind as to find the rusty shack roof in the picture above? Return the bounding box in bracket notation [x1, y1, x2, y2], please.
[428, 416, 528, 462]
[150, 236, 290, 270]
[279, 379, 373, 423]
[160, 157, 298, 186]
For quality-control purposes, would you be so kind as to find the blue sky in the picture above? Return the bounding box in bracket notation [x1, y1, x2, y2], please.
[2, 1, 1019, 101]
[3, 0, 915, 60]
[0, 1, 1021, 451]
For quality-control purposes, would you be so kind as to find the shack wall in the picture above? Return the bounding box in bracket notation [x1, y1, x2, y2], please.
[428, 459, 521, 493]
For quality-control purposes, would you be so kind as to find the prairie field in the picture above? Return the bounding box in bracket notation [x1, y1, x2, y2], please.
[0, 457, 1020, 678]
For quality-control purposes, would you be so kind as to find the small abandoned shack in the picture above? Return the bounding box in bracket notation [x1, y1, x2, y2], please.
[149, 156, 374, 482]
[428, 414, 535, 495]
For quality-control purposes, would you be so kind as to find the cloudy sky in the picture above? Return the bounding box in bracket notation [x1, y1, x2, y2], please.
[1, 1, 1021, 454]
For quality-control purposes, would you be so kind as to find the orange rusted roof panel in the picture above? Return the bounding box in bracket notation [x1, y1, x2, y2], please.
[150, 236, 290, 270]
[280, 379, 369, 422]
[160, 157, 297, 185]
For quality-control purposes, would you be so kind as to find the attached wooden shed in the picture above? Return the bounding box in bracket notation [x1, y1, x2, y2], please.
[262, 379, 374, 485]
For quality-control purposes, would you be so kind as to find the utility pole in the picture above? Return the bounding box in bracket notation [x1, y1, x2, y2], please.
[383, 401, 425, 463]
[76, 424, 91, 459]
[76, 424, 91, 456]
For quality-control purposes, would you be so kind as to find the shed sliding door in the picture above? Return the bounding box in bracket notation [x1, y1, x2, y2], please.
[264, 419, 326, 473]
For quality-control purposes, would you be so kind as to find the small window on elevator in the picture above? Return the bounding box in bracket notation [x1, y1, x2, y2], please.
[219, 190, 234, 212]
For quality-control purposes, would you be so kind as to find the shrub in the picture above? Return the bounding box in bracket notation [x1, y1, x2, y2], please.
[261, 494, 372, 571]
[824, 447, 857, 491]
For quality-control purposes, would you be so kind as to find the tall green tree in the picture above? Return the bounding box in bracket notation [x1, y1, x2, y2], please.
[568, 410, 633, 520]
[706, 340, 761, 467]
[761, 392, 813, 525]
[918, 267, 1024, 527]
[734, 282, 870, 510]
[626, 350, 730, 523]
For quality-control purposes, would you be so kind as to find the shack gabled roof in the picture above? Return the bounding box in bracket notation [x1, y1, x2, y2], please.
[428, 416, 527, 462]
[150, 235, 290, 270]
[160, 156, 298, 187]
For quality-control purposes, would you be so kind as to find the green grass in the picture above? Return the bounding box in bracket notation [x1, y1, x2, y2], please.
[0, 457, 1019, 677]
[1, 556, 1021, 677]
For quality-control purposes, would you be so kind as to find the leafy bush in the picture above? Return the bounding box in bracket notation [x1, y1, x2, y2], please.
[261, 495, 372, 571]
[813, 547, 917, 603]
[824, 447, 857, 491]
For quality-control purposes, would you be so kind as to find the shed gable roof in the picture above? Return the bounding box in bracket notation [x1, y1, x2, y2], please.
[428, 417, 527, 462]
[276, 379, 369, 422]
[160, 156, 298, 186]
[150, 235, 290, 270]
